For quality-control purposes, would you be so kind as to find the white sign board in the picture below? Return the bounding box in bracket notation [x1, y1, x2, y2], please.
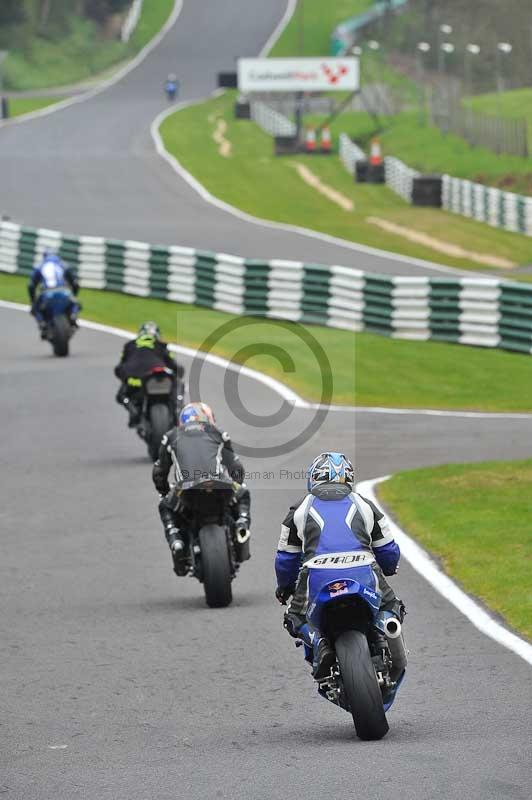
[238, 58, 359, 93]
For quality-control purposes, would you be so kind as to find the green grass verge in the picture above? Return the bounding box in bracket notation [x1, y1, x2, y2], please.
[270, 1, 372, 57]
[160, 91, 532, 272]
[8, 97, 63, 118]
[310, 109, 532, 197]
[379, 460, 532, 639]
[2, 272, 531, 412]
[4, 0, 174, 91]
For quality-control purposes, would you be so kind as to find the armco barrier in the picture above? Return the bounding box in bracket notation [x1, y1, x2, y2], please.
[331, 0, 408, 55]
[1, 219, 532, 355]
[250, 102, 296, 137]
[442, 175, 532, 237]
[339, 133, 366, 175]
[384, 156, 419, 202]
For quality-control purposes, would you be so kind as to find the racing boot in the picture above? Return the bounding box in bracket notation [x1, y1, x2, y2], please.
[312, 637, 336, 680]
[234, 485, 251, 562]
[167, 527, 188, 577]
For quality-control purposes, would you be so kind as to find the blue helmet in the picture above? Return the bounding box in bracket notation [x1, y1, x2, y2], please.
[307, 452, 354, 492]
[178, 402, 215, 428]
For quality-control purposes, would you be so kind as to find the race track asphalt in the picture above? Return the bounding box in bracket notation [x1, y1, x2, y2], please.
[0, 0, 463, 278]
[1, 2, 531, 798]
[1, 310, 531, 800]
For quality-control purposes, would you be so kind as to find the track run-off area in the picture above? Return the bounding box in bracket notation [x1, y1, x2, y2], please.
[1, 2, 531, 799]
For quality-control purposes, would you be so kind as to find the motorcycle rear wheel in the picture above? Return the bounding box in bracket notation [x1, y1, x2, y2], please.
[51, 315, 70, 357]
[148, 402, 172, 461]
[198, 524, 232, 608]
[335, 630, 389, 740]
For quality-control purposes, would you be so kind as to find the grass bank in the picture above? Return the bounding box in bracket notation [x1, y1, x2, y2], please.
[160, 91, 531, 272]
[8, 97, 62, 118]
[4, 0, 174, 91]
[270, 0, 372, 57]
[379, 460, 532, 639]
[313, 109, 532, 197]
[1, 272, 531, 412]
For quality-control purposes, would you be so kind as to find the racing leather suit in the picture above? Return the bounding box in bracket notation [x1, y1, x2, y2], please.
[114, 336, 183, 421]
[28, 258, 79, 321]
[275, 483, 404, 628]
[152, 421, 251, 564]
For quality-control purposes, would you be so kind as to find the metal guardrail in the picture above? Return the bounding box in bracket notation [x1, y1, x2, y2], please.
[250, 102, 296, 137]
[1, 219, 531, 355]
[339, 134, 366, 174]
[442, 175, 532, 236]
[384, 156, 420, 202]
[331, 0, 409, 55]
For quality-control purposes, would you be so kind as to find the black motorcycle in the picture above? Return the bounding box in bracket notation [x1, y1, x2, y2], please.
[177, 476, 248, 608]
[134, 366, 184, 461]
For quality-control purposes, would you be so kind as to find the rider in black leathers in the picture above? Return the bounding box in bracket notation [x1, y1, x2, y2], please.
[114, 321, 183, 426]
[152, 402, 251, 576]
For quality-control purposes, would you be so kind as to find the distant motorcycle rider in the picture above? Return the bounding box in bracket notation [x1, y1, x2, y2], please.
[28, 250, 79, 337]
[152, 402, 251, 576]
[114, 321, 183, 427]
[164, 73, 179, 100]
[275, 452, 406, 680]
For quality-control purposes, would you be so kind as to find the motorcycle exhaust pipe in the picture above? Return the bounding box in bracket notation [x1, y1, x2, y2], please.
[383, 616, 402, 639]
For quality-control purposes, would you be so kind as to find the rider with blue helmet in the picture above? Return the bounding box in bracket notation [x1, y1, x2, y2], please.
[28, 250, 79, 336]
[275, 452, 405, 679]
[152, 402, 251, 576]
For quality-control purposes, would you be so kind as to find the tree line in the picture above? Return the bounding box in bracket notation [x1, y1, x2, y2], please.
[0, 1, 133, 46]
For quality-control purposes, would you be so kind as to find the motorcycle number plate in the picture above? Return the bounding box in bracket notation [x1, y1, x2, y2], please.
[304, 551, 375, 569]
[145, 377, 173, 395]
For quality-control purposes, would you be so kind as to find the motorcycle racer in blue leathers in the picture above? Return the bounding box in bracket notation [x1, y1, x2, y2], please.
[275, 452, 406, 679]
[28, 250, 79, 337]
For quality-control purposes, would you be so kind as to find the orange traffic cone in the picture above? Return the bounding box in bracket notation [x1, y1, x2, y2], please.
[369, 137, 383, 166]
[320, 126, 332, 153]
[305, 127, 317, 153]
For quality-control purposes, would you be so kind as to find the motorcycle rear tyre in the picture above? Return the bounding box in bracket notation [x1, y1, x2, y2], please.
[148, 402, 172, 461]
[198, 524, 232, 608]
[335, 630, 389, 740]
[51, 315, 70, 357]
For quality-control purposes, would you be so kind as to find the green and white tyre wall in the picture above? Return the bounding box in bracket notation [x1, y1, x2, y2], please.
[1, 218, 532, 354]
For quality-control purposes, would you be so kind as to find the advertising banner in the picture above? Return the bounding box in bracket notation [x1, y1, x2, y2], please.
[238, 58, 359, 93]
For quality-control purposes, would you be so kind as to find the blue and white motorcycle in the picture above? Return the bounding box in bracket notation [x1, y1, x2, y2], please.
[37, 288, 80, 357]
[297, 550, 406, 740]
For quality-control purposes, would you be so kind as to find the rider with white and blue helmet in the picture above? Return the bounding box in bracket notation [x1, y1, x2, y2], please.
[28, 249, 79, 332]
[275, 452, 405, 679]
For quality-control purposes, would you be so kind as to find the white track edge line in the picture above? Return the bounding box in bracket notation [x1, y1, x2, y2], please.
[358, 475, 532, 666]
[0, 0, 184, 129]
[2, 299, 530, 422]
[259, 0, 298, 57]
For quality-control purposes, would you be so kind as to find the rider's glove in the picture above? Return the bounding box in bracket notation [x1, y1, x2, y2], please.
[283, 611, 302, 639]
[275, 584, 295, 605]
